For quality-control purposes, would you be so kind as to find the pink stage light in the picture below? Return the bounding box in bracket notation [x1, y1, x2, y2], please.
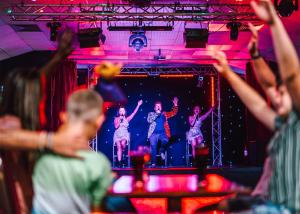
[160, 74, 194, 78]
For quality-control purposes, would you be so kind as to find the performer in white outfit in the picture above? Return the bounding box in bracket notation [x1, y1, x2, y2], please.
[187, 106, 213, 158]
[114, 100, 143, 164]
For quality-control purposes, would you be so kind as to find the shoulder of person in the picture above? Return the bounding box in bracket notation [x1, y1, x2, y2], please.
[80, 151, 109, 164]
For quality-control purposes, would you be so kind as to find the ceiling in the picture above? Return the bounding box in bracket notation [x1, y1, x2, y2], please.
[0, 0, 300, 71]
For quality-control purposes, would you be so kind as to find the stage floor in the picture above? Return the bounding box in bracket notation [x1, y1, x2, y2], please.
[113, 166, 262, 188]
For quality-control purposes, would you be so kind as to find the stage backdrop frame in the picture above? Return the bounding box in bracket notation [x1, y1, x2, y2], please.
[86, 64, 223, 167]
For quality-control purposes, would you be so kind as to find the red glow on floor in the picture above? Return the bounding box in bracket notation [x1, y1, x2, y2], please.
[130, 198, 167, 214]
[205, 174, 232, 192]
[129, 196, 230, 213]
[182, 196, 230, 214]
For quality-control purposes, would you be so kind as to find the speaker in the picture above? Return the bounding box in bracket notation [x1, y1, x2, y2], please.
[78, 28, 100, 48]
[184, 28, 209, 48]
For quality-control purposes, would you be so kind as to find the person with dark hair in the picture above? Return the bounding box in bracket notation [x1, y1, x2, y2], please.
[187, 105, 213, 158]
[0, 30, 89, 213]
[147, 97, 178, 167]
[113, 100, 143, 166]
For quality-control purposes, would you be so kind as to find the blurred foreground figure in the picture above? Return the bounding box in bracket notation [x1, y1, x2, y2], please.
[212, 0, 300, 208]
[32, 90, 113, 214]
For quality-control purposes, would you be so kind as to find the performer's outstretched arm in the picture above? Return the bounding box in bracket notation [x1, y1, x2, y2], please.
[251, 0, 300, 111]
[212, 51, 277, 131]
[127, 100, 143, 122]
[200, 108, 213, 121]
[165, 97, 179, 119]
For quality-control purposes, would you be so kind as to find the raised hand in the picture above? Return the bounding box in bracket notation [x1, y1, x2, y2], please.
[173, 97, 179, 106]
[138, 100, 143, 106]
[248, 23, 260, 57]
[250, 0, 277, 24]
[57, 29, 74, 59]
[212, 51, 230, 75]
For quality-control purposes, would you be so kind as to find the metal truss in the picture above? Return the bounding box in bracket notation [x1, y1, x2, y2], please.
[120, 64, 216, 76]
[87, 65, 99, 152]
[7, 3, 260, 22]
[211, 72, 222, 167]
[85, 64, 222, 166]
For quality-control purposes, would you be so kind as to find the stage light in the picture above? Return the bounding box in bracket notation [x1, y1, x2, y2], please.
[46, 22, 61, 42]
[129, 31, 147, 52]
[211, 76, 215, 107]
[226, 22, 241, 41]
[5, 8, 12, 14]
[197, 76, 204, 88]
[275, 0, 298, 17]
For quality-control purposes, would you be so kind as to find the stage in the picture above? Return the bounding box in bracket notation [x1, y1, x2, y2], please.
[113, 166, 262, 188]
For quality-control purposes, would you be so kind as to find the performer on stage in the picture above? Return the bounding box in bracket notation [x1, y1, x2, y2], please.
[147, 97, 178, 167]
[114, 100, 143, 165]
[187, 106, 213, 158]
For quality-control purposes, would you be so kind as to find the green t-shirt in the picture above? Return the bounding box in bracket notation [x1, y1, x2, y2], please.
[32, 150, 112, 214]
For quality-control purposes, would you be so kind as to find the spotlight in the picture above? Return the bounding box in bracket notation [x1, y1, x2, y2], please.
[46, 22, 61, 41]
[275, 0, 298, 17]
[129, 31, 147, 52]
[226, 22, 241, 41]
[197, 76, 204, 88]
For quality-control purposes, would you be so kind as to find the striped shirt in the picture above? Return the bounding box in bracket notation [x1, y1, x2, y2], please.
[268, 110, 300, 212]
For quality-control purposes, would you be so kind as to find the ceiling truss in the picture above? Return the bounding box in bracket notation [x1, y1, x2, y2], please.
[7, 3, 260, 23]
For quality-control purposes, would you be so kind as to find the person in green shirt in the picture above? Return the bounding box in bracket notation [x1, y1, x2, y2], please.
[32, 89, 113, 214]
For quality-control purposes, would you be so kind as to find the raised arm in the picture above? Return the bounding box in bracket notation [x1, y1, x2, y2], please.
[248, 22, 278, 100]
[40, 29, 74, 78]
[200, 108, 213, 121]
[165, 97, 179, 119]
[0, 116, 89, 157]
[212, 51, 277, 131]
[126, 100, 143, 122]
[251, 0, 300, 111]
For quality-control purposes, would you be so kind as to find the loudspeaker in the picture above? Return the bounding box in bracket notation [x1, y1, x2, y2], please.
[78, 28, 100, 48]
[184, 28, 209, 48]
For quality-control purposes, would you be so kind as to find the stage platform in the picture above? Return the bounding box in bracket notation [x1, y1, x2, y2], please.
[113, 166, 263, 188]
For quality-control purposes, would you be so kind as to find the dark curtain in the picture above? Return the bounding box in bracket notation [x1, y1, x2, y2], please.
[245, 62, 272, 165]
[46, 59, 77, 131]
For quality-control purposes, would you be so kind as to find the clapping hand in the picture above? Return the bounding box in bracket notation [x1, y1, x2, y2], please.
[250, 0, 277, 25]
[212, 51, 230, 75]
